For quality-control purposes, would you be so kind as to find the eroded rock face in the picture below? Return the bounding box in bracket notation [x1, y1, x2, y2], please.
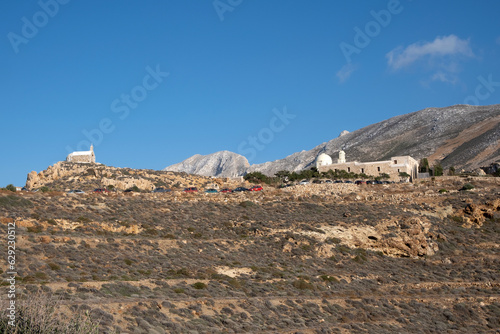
[25, 161, 240, 191]
[381, 218, 439, 257]
[290, 217, 439, 258]
[461, 199, 500, 227]
[26, 162, 94, 189]
[26, 171, 39, 189]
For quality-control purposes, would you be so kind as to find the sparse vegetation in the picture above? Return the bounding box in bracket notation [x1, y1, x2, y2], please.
[0, 293, 100, 333]
[1, 173, 498, 333]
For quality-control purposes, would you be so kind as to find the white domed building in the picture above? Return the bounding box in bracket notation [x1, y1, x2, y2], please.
[315, 153, 333, 169]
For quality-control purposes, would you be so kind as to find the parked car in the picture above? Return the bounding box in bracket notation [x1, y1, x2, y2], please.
[312, 180, 323, 184]
[366, 180, 375, 185]
[324, 180, 333, 184]
[355, 180, 366, 185]
[220, 188, 233, 193]
[183, 187, 198, 193]
[334, 180, 343, 184]
[299, 180, 310, 185]
[249, 185, 263, 191]
[68, 189, 85, 194]
[278, 184, 292, 188]
[344, 180, 353, 184]
[152, 188, 171, 193]
[233, 187, 249, 192]
[93, 188, 109, 193]
[204, 188, 218, 194]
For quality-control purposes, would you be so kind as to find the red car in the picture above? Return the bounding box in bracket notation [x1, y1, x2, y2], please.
[220, 188, 233, 193]
[249, 185, 263, 192]
[183, 187, 198, 193]
[93, 188, 109, 193]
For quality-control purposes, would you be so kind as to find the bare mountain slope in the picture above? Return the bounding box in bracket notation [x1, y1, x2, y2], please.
[164, 150, 249, 177]
[165, 104, 500, 177]
[249, 104, 500, 175]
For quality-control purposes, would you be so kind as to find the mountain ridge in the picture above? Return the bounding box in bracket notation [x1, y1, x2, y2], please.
[165, 104, 500, 177]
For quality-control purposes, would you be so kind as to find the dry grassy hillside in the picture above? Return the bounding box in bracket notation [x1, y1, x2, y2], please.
[1, 176, 500, 333]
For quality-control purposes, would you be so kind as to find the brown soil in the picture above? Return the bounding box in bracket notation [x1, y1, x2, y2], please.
[1, 176, 499, 333]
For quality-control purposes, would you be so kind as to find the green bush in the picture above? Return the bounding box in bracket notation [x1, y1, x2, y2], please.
[461, 183, 475, 191]
[433, 162, 443, 176]
[48, 263, 60, 271]
[439, 189, 448, 193]
[293, 279, 314, 290]
[192, 282, 207, 290]
[40, 186, 50, 193]
[5, 184, 16, 192]
[244, 172, 267, 184]
[46, 219, 57, 225]
[126, 185, 140, 192]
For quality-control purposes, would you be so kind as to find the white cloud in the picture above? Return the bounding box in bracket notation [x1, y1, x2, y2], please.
[386, 35, 474, 70]
[430, 71, 458, 85]
[336, 63, 358, 83]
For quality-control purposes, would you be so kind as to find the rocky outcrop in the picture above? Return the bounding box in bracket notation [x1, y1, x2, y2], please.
[285, 216, 440, 258]
[164, 151, 249, 177]
[461, 199, 500, 227]
[25, 162, 231, 191]
[26, 162, 93, 189]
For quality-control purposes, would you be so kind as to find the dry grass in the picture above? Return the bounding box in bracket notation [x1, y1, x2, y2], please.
[0, 178, 499, 333]
[0, 293, 101, 334]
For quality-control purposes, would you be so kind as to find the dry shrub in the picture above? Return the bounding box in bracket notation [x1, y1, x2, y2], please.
[0, 293, 101, 333]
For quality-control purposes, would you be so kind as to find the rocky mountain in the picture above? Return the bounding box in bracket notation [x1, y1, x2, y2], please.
[166, 104, 500, 177]
[249, 104, 500, 175]
[164, 150, 249, 177]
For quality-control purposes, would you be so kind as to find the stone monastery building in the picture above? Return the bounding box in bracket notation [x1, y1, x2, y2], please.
[66, 145, 96, 163]
[316, 151, 419, 182]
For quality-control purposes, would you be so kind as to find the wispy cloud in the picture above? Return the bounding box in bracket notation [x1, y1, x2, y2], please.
[430, 71, 458, 85]
[386, 35, 474, 70]
[336, 63, 358, 83]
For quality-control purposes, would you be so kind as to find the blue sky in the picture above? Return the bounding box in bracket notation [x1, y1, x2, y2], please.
[1, 0, 500, 187]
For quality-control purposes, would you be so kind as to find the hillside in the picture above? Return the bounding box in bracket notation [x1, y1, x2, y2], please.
[249, 104, 500, 176]
[1, 176, 500, 333]
[165, 104, 500, 177]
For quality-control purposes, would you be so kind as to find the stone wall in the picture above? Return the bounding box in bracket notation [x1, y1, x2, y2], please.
[318, 156, 419, 182]
[66, 153, 95, 163]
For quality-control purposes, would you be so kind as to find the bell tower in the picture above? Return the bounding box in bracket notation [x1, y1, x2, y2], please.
[338, 150, 346, 164]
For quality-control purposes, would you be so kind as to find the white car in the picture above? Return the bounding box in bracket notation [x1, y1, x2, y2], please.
[299, 180, 310, 185]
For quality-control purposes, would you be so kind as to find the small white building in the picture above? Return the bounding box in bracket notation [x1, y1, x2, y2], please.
[66, 145, 96, 163]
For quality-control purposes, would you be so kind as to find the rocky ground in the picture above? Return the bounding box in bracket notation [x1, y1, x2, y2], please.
[1, 175, 500, 333]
